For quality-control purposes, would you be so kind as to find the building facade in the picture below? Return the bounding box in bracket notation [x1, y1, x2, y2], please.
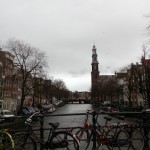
[0, 49, 15, 111]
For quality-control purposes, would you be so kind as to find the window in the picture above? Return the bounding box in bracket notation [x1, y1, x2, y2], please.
[94, 65, 97, 70]
[1, 81, 3, 86]
[0, 101, 3, 109]
[0, 90, 3, 98]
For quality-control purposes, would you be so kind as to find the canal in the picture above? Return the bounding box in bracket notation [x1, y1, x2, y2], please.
[44, 104, 138, 128]
[44, 104, 93, 128]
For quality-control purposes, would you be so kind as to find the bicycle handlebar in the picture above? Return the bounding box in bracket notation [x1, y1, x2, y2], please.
[26, 112, 40, 124]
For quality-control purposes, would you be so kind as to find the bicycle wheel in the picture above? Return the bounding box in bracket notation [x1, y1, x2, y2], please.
[128, 128, 144, 150]
[0, 131, 14, 150]
[106, 128, 119, 150]
[76, 127, 100, 150]
[50, 131, 79, 150]
[116, 130, 129, 150]
[13, 132, 36, 150]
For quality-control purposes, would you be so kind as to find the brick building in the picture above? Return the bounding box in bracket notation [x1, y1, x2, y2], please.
[0, 49, 16, 111]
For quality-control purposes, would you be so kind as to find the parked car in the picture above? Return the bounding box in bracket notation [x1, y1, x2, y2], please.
[53, 100, 64, 107]
[20, 106, 39, 121]
[47, 104, 56, 113]
[37, 104, 50, 111]
[18, 108, 32, 116]
[18, 106, 36, 116]
[33, 106, 40, 112]
[58, 100, 64, 107]
[0, 109, 15, 122]
[23, 106, 36, 114]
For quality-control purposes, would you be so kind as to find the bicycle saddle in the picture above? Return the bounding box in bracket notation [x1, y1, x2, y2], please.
[49, 122, 60, 129]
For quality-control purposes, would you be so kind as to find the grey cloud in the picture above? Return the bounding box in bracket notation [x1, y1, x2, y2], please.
[0, 0, 150, 91]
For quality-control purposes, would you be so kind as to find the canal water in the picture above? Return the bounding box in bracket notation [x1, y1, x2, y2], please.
[44, 104, 137, 128]
[44, 104, 93, 128]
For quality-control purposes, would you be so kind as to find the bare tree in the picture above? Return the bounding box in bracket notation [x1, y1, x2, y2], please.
[127, 47, 150, 108]
[117, 65, 134, 106]
[53, 79, 68, 100]
[140, 49, 150, 108]
[73, 91, 79, 100]
[6, 39, 47, 111]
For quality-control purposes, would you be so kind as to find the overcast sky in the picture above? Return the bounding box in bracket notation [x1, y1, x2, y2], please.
[0, 0, 150, 92]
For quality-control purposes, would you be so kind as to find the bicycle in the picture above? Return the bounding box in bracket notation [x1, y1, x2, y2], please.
[12, 112, 79, 150]
[95, 110, 144, 150]
[75, 110, 128, 150]
[0, 127, 14, 150]
[75, 110, 144, 150]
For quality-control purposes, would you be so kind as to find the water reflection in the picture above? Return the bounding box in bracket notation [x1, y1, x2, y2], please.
[53, 104, 93, 114]
[44, 104, 92, 128]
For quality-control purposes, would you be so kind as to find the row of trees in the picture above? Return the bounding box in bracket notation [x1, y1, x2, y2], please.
[5, 39, 70, 111]
[128, 50, 150, 107]
[91, 76, 123, 105]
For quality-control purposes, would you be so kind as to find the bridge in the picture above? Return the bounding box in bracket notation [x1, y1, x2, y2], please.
[10, 110, 150, 150]
[64, 99, 92, 104]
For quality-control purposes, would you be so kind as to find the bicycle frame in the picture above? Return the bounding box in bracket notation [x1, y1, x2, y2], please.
[24, 112, 59, 148]
[75, 110, 114, 147]
[95, 110, 128, 134]
[24, 112, 80, 150]
[75, 110, 92, 139]
[89, 110, 129, 148]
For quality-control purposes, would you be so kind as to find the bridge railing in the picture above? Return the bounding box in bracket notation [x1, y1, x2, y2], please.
[2, 110, 150, 150]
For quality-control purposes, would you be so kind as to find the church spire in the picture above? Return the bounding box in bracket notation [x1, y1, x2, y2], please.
[92, 45, 98, 63]
[91, 45, 99, 90]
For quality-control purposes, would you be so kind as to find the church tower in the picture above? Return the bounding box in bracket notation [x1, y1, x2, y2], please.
[91, 45, 99, 89]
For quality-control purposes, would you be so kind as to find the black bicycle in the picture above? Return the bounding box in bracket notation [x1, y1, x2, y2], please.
[13, 112, 79, 150]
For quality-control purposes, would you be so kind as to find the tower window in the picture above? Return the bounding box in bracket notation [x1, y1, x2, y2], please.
[94, 65, 97, 70]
